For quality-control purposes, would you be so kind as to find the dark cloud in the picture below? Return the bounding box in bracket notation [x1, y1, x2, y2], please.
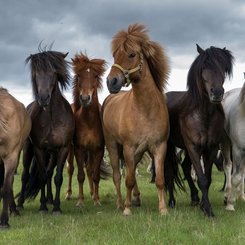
[1, 0, 245, 96]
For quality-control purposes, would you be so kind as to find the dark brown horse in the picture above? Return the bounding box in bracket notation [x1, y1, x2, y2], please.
[102, 23, 170, 215]
[65, 52, 106, 206]
[166, 45, 233, 217]
[0, 88, 31, 229]
[17, 50, 75, 214]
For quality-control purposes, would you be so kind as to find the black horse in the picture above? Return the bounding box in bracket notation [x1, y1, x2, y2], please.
[165, 44, 233, 217]
[17, 49, 75, 213]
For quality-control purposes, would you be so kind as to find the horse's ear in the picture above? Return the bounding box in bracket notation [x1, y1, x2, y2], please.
[196, 44, 204, 54]
[223, 47, 226, 50]
[63, 52, 69, 58]
[71, 58, 75, 63]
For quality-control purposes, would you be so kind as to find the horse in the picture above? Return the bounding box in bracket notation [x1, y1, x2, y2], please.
[165, 44, 234, 217]
[102, 23, 170, 215]
[65, 52, 107, 206]
[221, 82, 245, 211]
[0, 88, 31, 229]
[16, 49, 75, 214]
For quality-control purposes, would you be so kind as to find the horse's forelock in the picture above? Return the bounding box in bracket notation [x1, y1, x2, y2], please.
[111, 23, 169, 92]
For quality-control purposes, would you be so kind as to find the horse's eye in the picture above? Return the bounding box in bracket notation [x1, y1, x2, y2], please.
[128, 53, 136, 58]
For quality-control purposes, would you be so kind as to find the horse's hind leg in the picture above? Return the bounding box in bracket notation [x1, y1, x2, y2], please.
[74, 148, 86, 207]
[0, 157, 16, 229]
[181, 153, 200, 206]
[65, 144, 74, 200]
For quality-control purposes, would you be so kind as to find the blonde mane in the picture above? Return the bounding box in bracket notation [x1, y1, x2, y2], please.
[111, 23, 169, 92]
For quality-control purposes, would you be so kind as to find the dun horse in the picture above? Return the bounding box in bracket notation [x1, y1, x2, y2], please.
[221, 81, 245, 211]
[17, 49, 74, 213]
[65, 52, 106, 206]
[166, 45, 233, 217]
[0, 88, 31, 228]
[102, 23, 170, 215]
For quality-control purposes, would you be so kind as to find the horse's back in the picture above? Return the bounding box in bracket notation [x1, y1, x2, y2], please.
[0, 88, 31, 157]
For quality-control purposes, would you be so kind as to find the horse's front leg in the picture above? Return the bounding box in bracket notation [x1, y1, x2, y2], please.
[187, 145, 214, 217]
[52, 146, 69, 214]
[153, 142, 168, 215]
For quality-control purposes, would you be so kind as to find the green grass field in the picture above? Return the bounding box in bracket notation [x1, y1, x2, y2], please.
[1, 162, 245, 245]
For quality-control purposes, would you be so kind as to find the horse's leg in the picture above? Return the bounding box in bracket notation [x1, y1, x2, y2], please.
[153, 142, 168, 215]
[0, 156, 17, 228]
[85, 153, 94, 198]
[17, 139, 33, 209]
[52, 146, 69, 214]
[238, 159, 245, 201]
[74, 147, 86, 207]
[227, 145, 244, 211]
[65, 144, 74, 200]
[181, 152, 200, 206]
[221, 137, 232, 206]
[34, 149, 48, 212]
[107, 143, 122, 210]
[187, 145, 214, 217]
[88, 148, 104, 206]
[46, 155, 55, 204]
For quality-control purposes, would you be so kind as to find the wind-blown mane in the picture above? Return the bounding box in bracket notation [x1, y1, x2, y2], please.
[184, 46, 234, 111]
[25, 50, 70, 99]
[111, 23, 169, 92]
[72, 52, 106, 110]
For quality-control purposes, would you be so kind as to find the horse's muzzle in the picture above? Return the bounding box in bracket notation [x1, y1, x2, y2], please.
[107, 77, 123, 94]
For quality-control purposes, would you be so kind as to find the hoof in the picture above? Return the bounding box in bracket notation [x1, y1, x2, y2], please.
[39, 208, 48, 214]
[123, 207, 132, 216]
[52, 210, 62, 215]
[168, 199, 176, 209]
[65, 192, 72, 200]
[93, 200, 102, 206]
[132, 196, 141, 207]
[159, 208, 168, 216]
[239, 195, 245, 202]
[76, 201, 84, 208]
[16, 205, 24, 211]
[0, 223, 10, 229]
[225, 204, 235, 211]
[10, 210, 20, 217]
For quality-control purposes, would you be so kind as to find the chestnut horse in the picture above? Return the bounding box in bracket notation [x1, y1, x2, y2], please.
[102, 23, 170, 215]
[65, 52, 106, 206]
[0, 88, 31, 229]
[17, 50, 74, 213]
[166, 45, 233, 217]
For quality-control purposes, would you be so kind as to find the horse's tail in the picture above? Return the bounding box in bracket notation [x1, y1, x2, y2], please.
[165, 141, 185, 193]
[0, 160, 4, 189]
[100, 159, 112, 180]
[23, 158, 42, 200]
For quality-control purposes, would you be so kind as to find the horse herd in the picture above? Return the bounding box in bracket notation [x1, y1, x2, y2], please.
[0, 23, 244, 229]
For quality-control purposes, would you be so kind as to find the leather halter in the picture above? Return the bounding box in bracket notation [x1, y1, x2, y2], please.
[112, 53, 143, 87]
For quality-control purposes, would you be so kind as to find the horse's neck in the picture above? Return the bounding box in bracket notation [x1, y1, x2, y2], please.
[131, 67, 163, 109]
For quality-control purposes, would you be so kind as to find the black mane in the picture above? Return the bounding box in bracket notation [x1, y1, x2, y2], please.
[183, 46, 234, 112]
[26, 50, 70, 94]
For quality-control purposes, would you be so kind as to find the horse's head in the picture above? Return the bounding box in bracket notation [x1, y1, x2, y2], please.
[107, 49, 143, 93]
[72, 53, 106, 107]
[26, 51, 70, 108]
[188, 45, 233, 103]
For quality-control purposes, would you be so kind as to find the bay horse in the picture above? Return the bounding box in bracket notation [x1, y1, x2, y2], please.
[102, 23, 170, 215]
[65, 52, 106, 207]
[0, 88, 31, 229]
[17, 49, 75, 214]
[166, 44, 233, 217]
[221, 82, 245, 211]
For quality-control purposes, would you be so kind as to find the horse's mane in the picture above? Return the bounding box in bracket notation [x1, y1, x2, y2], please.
[111, 23, 169, 92]
[72, 52, 106, 109]
[25, 50, 70, 95]
[183, 45, 234, 111]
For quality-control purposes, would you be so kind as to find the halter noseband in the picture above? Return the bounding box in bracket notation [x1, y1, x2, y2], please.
[112, 53, 143, 87]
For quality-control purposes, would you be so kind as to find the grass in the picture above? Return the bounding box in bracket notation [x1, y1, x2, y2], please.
[1, 162, 245, 245]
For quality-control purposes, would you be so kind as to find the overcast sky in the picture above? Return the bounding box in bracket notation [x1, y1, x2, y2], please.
[1, 0, 245, 105]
